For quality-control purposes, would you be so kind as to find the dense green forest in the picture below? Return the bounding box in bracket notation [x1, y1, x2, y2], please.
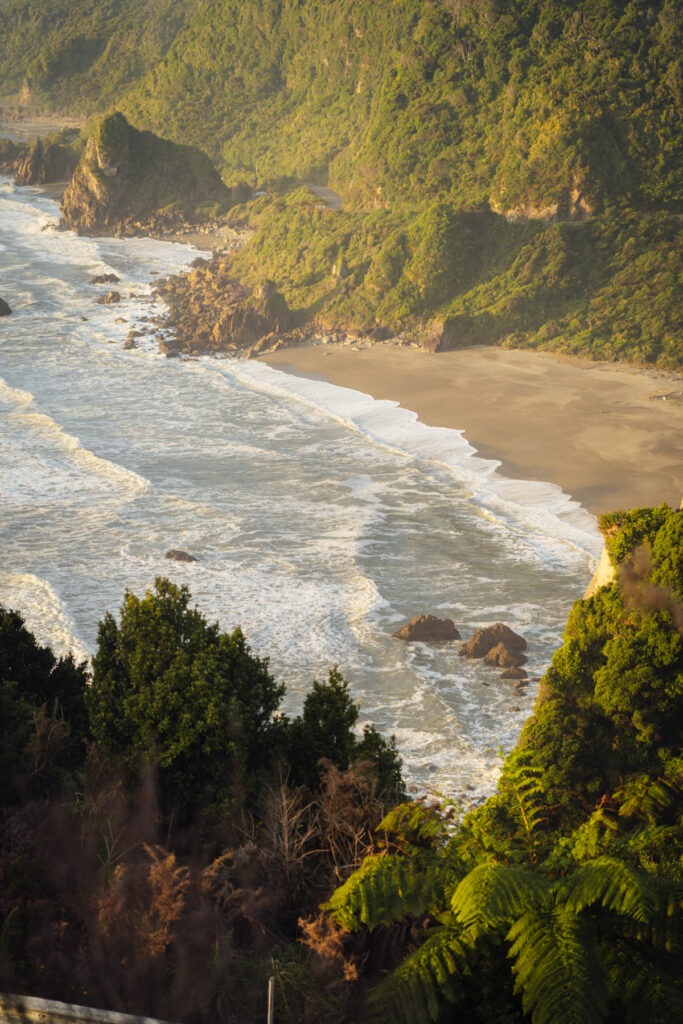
[1, 0, 681, 365]
[1, 507, 681, 1022]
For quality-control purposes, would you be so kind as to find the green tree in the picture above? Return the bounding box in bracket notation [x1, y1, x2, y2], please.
[286, 667, 404, 801]
[88, 577, 285, 823]
[0, 606, 89, 804]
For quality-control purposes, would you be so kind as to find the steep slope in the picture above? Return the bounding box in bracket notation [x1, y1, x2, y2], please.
[0, 0, 198, 115]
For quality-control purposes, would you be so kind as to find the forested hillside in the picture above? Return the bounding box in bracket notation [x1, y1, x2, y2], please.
[1, 0, 681, 363]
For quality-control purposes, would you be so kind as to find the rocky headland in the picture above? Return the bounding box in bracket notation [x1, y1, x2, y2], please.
[60, 113, 233, 237]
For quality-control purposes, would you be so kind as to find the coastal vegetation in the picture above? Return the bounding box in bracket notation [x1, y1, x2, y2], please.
[1, 0, 681, 365]
[1, 507, 681, 1021]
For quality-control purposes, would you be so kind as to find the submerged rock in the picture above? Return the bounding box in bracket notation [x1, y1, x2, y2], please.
[393, 614, 461, 642]
[91, 273, 120, 284]
[165, 549, 198, 563]
[501, 666, 529, 680]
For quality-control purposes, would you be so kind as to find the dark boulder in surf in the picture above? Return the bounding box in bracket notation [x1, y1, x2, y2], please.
[91, 273, 120, 284]
[165, 549, 198, 563]
[393, 614, 460, 642]
[0, 297, 11, 316]
[483, 642, 527, 668]
[460, 623, 526, 659]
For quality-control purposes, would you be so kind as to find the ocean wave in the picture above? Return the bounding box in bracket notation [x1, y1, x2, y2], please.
[0, 571, 91, 664]
[228, 359, 602, 563]
[0, 376, 149, 501]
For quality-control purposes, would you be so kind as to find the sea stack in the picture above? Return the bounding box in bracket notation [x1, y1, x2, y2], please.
[60, 112, 231, 235]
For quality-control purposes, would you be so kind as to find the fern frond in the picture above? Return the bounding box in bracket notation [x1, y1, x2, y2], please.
[325, 851, 450, 930]
[615, 773, 680, 824]
[376, 800, 452, 852]
[507, 905, 608, 1024]
[563, 856, 657, 924]
[504, 752, 550, 863]
[369, 924, 471, 1024]
[451, 863, 550, 942]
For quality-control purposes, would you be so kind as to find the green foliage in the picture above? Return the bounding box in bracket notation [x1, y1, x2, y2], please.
[0, 0, 199, 115]
[0, 605, 89, 804]
[599, 504, 673, 565]
[2, 0, 680, 364]
[88, 576, 285, 822]
[286, 667, 404, 801]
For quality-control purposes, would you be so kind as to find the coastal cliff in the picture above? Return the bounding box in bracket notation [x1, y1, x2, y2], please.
[60, 113, 231, 236]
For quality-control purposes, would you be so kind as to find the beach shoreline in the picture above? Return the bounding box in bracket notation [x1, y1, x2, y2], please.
[261, 342, 683, 519]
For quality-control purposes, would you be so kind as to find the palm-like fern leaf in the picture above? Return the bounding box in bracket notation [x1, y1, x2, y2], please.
[325, 851, 451, 930]
[507, 905, 608, 1024]
[368, 924, 471, 1024]
[563, 855, 657, 923]
[451, 862, 550, 942]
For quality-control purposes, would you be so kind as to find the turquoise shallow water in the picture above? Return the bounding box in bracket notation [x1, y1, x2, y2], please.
[0, 177, 601, 797]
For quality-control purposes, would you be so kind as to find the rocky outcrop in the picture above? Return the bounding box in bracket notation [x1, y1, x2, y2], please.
[0, 138, 26, 175]
[155, 257, 295, 356]
[0, 297, 11, 316]
[165, 549, 198, 563]
[483, 642, 527, 669]
[91, 273, 120, 285]
[95, 291, 121, 305]
[583, 546, 615, 599]
[393, 614, 461, 642]
[14, 138, 78, 186]
[60, 113, 231, 236]
[460, 623, 526, 659]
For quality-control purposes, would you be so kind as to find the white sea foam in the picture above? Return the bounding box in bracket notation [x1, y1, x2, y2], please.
[0, 181, 599, 797]
[0, 571, 90, 664]
[226, 360, 603, 562]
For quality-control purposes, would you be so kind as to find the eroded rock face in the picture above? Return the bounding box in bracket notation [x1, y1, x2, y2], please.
[460, 623, 526, 659]
[393, 614, 461, 642]
[60, 112, 230, 236]
[155, 260, 294, 356]
[14, 139, 77, 186]
[0, 297, 11, 316]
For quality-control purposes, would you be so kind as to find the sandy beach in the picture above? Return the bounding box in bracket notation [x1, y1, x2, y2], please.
[261, 343, 683, 518]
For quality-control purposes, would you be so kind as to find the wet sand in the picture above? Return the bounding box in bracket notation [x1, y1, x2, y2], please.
[262, 343, 683, 518]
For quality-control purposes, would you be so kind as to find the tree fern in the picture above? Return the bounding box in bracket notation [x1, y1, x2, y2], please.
[507, 905, 608, 1024]
[325, 851, 452, 930]
[368, 924, 471, 1024]
[563, 856, 657, 924]
[451, 862, 550, 942]
[503, 752, 550, 864]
